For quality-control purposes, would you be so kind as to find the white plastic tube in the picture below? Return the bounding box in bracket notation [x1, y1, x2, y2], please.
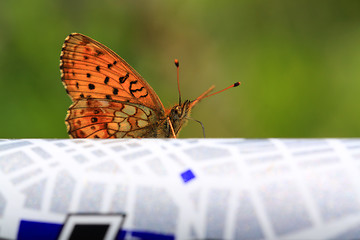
[0, 139, 360, 240]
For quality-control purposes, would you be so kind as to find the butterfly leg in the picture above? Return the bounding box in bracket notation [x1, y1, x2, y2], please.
[168, 118, 177, 138]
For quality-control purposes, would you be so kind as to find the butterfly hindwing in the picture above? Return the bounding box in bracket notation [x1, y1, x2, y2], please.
[66, 98, 161, 138]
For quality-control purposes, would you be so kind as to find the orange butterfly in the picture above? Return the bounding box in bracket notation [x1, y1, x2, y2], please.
[60, 33, 239, 138]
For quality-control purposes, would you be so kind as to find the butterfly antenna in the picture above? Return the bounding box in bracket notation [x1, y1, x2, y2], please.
[175, 59, 182, 105]
[191, 82, 241, 107]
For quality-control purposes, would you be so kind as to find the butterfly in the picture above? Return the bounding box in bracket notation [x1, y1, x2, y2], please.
[60, 33, 240, 138]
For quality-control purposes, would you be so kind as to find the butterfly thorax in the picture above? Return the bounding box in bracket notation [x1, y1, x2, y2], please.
[158, 100, 192, 138]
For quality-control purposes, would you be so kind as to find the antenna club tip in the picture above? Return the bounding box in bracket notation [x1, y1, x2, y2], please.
[174, 59, 179, 67]
[234, 82, 241, 87]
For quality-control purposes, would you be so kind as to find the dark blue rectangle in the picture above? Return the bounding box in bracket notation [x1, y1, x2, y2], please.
[18, 220, 62, 240]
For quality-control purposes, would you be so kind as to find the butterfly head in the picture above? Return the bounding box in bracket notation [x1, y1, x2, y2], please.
[168, 100, 192, 135]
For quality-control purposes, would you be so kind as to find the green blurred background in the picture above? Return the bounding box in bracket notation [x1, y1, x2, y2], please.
[0, 0, 359, 138]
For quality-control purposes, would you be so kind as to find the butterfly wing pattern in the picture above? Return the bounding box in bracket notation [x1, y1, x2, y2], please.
[60, 33, 229, 138]
[60, 33, 169, 138]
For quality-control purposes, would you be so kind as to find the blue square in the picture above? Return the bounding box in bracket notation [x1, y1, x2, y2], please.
[181, 169, 196, 183]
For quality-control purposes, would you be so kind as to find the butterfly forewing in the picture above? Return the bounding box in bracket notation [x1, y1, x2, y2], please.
[60, 33, 164, 110]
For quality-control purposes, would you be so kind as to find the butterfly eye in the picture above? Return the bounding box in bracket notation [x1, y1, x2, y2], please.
[174, 106, 181, 115]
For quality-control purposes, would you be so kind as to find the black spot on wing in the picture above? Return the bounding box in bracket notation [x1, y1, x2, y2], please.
[95, 50, 104, 56]
[119, 72, 129, 84]
[139, 91, 149, 98]
[129, 80, 148, 98]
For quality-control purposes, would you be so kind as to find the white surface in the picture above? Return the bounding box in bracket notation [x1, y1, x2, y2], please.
[0, 139, 360, 239]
